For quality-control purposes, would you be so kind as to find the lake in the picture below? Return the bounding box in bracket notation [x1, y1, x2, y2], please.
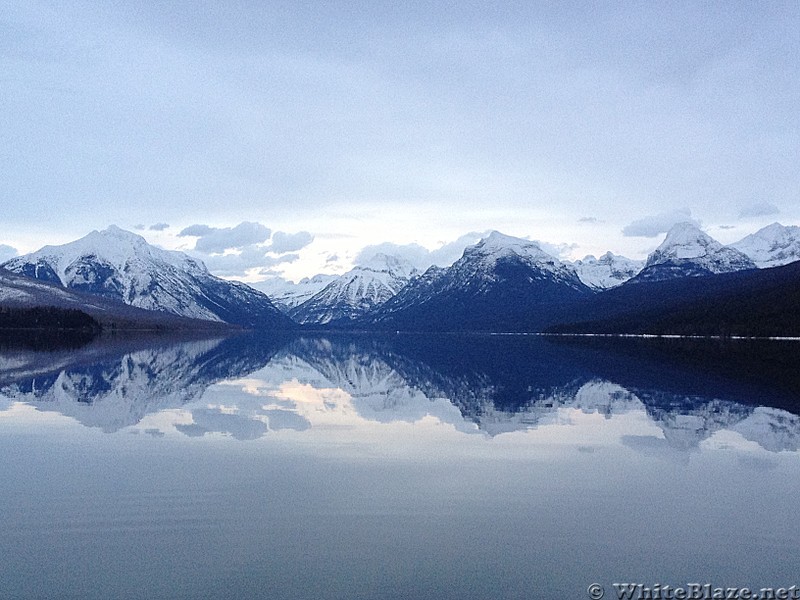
[1, 332, 799, 600]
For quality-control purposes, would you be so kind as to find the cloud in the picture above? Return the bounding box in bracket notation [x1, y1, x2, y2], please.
[538, 241, 579, 259]
[202, 251, 300, 277]
[622, 209, 700, 237]
[180, 222, 272, 254]
[149, 222, 169, 231]
[739, 203, 780, 219]
[179, 224, 214, 237]
[133, 224, 146, 230]
[718, 225, 736, 230]
[268, 231, 314, 253]
[578, 217, 602, 224]
[354, 231, 489, 271]
[175, 221, 315, 277]
[0, 244, 18, 262]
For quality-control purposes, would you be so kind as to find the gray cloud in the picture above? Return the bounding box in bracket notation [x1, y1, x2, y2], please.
[0, 244, 18, 262]
[149, 222, 169, 231]
[133, 224, 146, 230]
[739, 203, 780, 219]
[177, 409, 268, 441]
[268, 231, 314, 253]
[180, 222, 272, 254]
[179, 224, 214, 237]
[578, 217, 601, 224]
[622, 209, 700, 237]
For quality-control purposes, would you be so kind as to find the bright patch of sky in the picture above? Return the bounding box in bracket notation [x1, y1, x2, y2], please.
[1, 1, 798, 281]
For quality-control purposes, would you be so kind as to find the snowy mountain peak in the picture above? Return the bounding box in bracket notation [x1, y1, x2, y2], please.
[12, 225, 206, 282]
[730, 222, 800, 268]
[652, 222, 719, 262]
[474, 231, 551, 258]
[358, 252, 417, 279]
[287, 254, 419, 324]
[462, 231, 568, 275]
[572, 252, 643, 290]
[634, 222, 756, 282]
[2, 227, 290, 327]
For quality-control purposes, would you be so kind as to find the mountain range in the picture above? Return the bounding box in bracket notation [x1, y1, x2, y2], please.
[1, 221, 799, 336]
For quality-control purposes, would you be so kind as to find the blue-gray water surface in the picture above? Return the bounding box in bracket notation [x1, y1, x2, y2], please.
[1, 333, 799, 600]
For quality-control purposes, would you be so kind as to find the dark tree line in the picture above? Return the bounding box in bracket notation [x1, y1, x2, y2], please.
[0, 305, 101, 331]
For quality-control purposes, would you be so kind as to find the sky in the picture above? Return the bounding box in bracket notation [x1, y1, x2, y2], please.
[1, 1, 798, 282]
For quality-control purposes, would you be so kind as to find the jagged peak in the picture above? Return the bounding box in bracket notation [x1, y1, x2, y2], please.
[660, 221, 714, 247]
[480, 230, 539, 250]
[639, 221, 756, 277]
[355, 252, 417, 277]
[467, 230, 558, 264]
[102, 224, 145, 239]
[646, 222, 722, 266]
[731, 222, 800, 268]
[749, 222, 799, 239]
[576, 251, 626, 265]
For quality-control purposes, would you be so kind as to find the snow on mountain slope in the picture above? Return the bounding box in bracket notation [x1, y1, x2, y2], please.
[0, 268, 81, 304]
[364, 231, 593, 330]
[633, 222, 756, 282]
[404, 231, 583, 295]
[464, 231, 572, 274]
[572, 252, 644, 289]
[290, 253, 418, 324]
[730, 223, 800, 268]
[256, 274, 338, 311]
[2, 226, 293, 328]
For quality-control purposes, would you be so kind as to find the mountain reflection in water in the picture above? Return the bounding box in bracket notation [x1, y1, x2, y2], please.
[1, 332, 799, 453]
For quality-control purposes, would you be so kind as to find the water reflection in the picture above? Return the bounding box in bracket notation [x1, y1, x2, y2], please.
[1, 332, 799, 453]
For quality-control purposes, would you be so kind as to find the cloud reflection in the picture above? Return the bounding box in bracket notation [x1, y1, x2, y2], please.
[0, 333, 799, 456]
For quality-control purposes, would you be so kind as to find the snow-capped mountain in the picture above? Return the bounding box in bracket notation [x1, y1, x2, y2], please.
[730, 222, 800, 268]
[633, 222, 756, 282]
[572, 252, 644, 289]
[0, 266, 225, 331]
[289, 253, 418, 324]
[2, 226, 293, 328]
[365, 231, 593, 331]
[256, 273, 338, 311]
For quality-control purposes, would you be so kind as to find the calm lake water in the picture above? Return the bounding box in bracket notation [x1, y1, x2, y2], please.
[1, 332, 799, 600]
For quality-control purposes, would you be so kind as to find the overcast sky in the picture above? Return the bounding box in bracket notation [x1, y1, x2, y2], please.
[2, 1, 798, 281]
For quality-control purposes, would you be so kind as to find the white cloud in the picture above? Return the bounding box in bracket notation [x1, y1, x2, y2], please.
[174, 221, 314, 277]
[0, 244, 18, 262]
[202, 251, 300, 277]
[354, 231, 489, 271]
[538, 241, 579, 260]
[622, 209, 700, 237]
